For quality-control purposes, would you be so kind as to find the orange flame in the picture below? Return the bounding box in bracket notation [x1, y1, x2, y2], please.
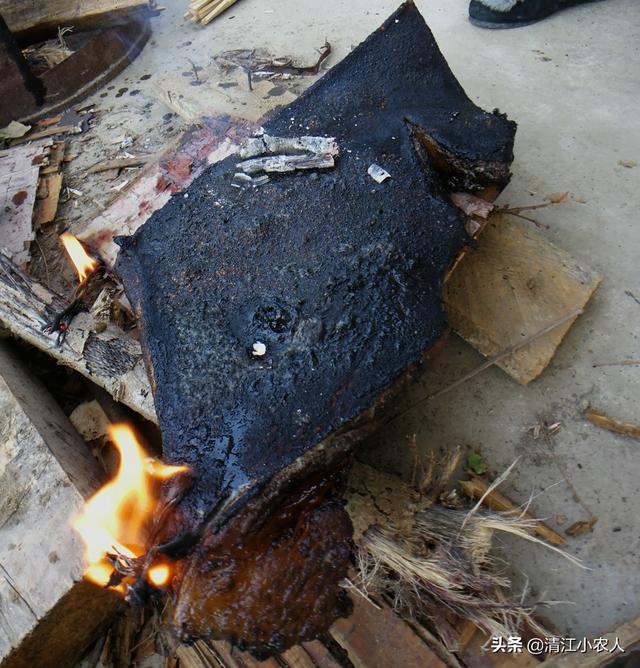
[60, 232, 98, 282]
[148, 562, 171, 587]
[73, 424, 188, 592]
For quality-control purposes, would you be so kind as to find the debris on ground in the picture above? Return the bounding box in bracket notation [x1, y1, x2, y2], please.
[367, 163, 391, 183]
[585, 407, 640, 440]
[546, 191, 569, 203]
[451, 190, 495, 219]
[33, 140, 66, 226]
[459, 472, 566, 546]
[214, 42, 332, 78]
[0, 120, 31, 139]
[565, 515, 599, 537]
[349, 460, 582, 650]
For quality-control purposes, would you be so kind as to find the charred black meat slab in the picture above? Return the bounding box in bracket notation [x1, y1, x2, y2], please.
[115, 2, 516, 654]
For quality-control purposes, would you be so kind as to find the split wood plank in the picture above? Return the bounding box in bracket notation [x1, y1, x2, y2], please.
[0, 0, 151, 39]
[33, 173, 63, 226]
[443, 214, 601, 384]
[175, 638, 342, 668]
[0, 140, 52, 266]
[0, 249, 157, 422]
[294, 642, 343, 668]
[0, 342, 118, 668]
[34, 140, 65, 226]
[330, 594, 447, 668]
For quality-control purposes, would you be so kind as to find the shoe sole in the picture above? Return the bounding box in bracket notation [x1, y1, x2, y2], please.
[468, 15, 547, 29]
[468, 0, 606, 30]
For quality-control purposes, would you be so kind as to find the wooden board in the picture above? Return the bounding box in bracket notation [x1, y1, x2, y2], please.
[443, 214, 601, 384]
[0, 140, 52, 267]
[0, 249, 157, 422]
[0, 342, 118, 668]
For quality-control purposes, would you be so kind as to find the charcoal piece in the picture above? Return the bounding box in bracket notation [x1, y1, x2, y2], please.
[115, 1, 516, 653]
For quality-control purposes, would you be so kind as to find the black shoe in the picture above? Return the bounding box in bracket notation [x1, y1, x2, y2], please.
[469, 0, 601, 29]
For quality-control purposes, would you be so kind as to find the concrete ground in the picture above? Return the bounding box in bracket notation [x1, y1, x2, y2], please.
[72, 0, 640, 640]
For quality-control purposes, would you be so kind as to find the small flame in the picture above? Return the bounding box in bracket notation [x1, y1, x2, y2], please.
[73, 424, 188, 593]
[147, 562, 171, 587]
[60, 232, 98, 282]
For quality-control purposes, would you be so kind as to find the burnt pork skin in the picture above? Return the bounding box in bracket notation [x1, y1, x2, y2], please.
[115, 1, 516, 655]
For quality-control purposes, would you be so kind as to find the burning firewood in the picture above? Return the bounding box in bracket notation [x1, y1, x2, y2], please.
[89, 2, 518, 655]
[41, 233, 101, 343]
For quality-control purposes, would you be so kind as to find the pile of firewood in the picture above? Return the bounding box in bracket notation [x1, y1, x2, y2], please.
[184, 0, 239, 25]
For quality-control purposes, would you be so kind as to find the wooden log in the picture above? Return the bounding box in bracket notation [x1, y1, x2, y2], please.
[0, 250, 157, 422]
[0, 341, 119, 668]
[443, 214, 601, 385]
[0, 0, 152, 43]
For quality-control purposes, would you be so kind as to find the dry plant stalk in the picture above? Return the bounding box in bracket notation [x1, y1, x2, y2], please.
[350, 456, 584, 650]
[459, 477, 566, 545]
[353, 506, 578, 647]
